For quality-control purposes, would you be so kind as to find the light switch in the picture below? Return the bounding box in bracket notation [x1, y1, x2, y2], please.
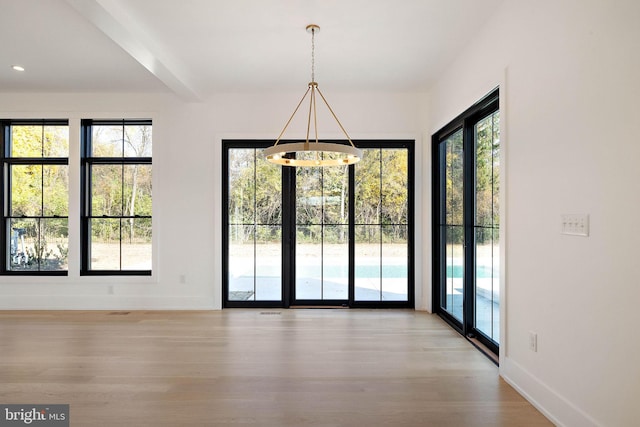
[561, 214, 589, 236]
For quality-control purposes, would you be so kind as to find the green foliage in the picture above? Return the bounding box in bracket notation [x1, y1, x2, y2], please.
[229, 147, 411, 245]
[89, 125, 153, 243]
[441, 112, 500, 245]
[8, 125, 69, 271]
[10, 126, 69, 217]
[229, 149, 281, 229]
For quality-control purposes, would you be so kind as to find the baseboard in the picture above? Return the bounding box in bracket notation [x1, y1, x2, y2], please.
[0, 295, 218, 310]
[501, 357, 602, 427]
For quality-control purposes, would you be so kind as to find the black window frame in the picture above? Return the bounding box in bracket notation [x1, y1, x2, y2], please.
[0, 119, 69, 276]
[80, 119, 152, 276]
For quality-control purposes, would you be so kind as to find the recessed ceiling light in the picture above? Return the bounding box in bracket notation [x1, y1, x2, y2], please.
[11, 65, 25, 72]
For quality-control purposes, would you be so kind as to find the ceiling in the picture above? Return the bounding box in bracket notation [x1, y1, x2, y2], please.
[0, 0, 503, 101]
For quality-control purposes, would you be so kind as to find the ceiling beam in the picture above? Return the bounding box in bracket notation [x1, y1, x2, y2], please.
[65, 0, 202, 101]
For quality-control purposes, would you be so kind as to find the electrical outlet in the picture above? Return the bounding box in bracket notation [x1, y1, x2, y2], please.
[529, 332, 538, 352]
[561, 214, 589, 236]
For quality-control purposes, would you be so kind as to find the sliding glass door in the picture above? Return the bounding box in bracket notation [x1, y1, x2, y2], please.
[223, 140, 414, 308]
[294, 165, 350, 303]
[433, 90, 500, 354]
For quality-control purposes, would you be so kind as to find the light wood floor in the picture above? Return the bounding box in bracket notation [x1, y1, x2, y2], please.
[0, 310, 552, 426]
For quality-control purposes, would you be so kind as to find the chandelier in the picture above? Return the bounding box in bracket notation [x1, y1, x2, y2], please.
[264, 24, 362, 167]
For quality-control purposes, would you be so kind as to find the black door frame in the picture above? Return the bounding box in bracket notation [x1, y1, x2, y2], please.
[432, 89, 500, 355]
[223, 139, 415, 309]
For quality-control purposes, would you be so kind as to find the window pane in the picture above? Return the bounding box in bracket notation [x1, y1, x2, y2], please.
[322, 165, 349, 225]
[11, 165, 42, 216]
[355, 149, 381, 225]
[382, 225, 408, 301]
[43, 165, 68, 216]
[92, 125, 123, 157]
[124, 124, 152, 157]
[8, 218, 67, 271]
[323, 225, 348, 300]
[475, 227, 500, 343]
[228, 225, 256, 301]
[228, 150, 255, 224]
[355, 225, 381, 301]
[43, 126, 69, 157]
[124, 165, 152, 216]
[445, 225, 464, 322]
[8, 219, 37, 271]
[475, 113, 499, 227]
[91, 164, 123, 216]
[227, 149, 282, 301]
[40, 218, 68, 271]
[492, 113, 500, 226]
[121, 218, 152, 270]
[446, 130, 464, 226]
[90, 218, 121, 270]
[255, 150, 281, 225]
[255, 226, 281, 301]
[296, 225, 322, 300]
[381, 150, 408, 225]
[296, 167, 322, 225]
[11, 125, 42, 157]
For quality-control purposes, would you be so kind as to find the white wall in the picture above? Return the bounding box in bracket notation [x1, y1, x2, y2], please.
[0, 91, 423, 310]
[424, 1, 640, 426]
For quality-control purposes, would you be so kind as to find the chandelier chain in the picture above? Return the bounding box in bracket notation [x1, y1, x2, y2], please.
[311, 27, 315, 82]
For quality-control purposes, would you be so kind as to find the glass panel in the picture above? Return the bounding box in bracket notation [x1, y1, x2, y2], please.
[354, 225, 381, 301]
[255, 149, 282, 225]
[474, 110, 500, 343]
[121, 218, 152, 270]
[439, 130, 464, 320]
[124, 124, 152, 157]
[124, 165, 152, 216]
[43, 125, 69, 157]
[92, 125, 123, 157]
[39, 218, 68, 271]
[323, 225, 349, 300]
[381, 149, 408, 225]
[228, 149, 255, 224]
[355, 149, 381, 225]
[381, 225, 408, 301]
[8, 218, 67, 271]
[295, 225, 322, 300]
[255, 226, 281, 301]
[446, 131, 464, 227]
[9, 219, 38, 271]
[228, 225, 256, 301]
[492, 113, 501, 226]
[296, 167, 322, 225]
[43, 165, 68, 216]
[11, 165, 43, 216]
[11, 125, 42, 157]
[354, 147, 410, 302]
[475, 227, 500, 343]
[90, 218, 121, 270]
[227, 149, 282, 302]
[91, 164, 123, 216]
[475, 113, 499, 227]
[322, 165, 349, 225]
[445, 225, 464, 321]
[10, 125, 67, 157]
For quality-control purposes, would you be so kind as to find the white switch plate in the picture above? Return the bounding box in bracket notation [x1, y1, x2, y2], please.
[529, 332, 538, 352]
[561, 214, 589, 236]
